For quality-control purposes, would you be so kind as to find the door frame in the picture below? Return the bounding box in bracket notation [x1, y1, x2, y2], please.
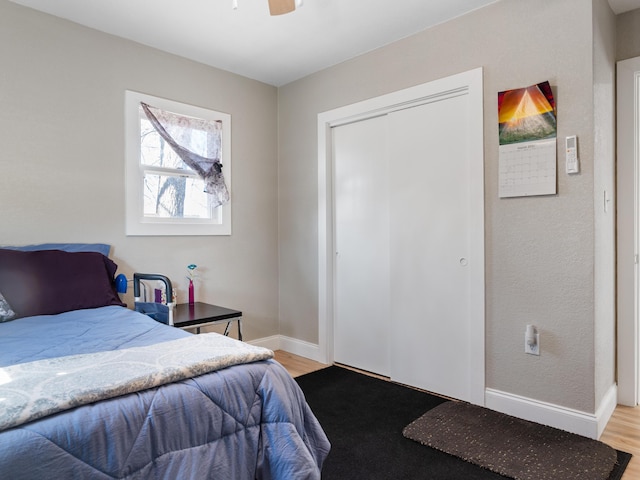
[316, 67, 486, 405]
[617, 56, 640, 407]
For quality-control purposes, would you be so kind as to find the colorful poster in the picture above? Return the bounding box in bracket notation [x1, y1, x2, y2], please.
[498, 81, 557, 198]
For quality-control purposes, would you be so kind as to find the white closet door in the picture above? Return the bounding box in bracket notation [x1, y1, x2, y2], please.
[388, 95, 472, 401]
[616, 55, 640, 406]
[333, 116, 391, 376]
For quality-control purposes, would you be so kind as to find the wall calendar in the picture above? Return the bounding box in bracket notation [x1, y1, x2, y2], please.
[498, 81, 557, 198]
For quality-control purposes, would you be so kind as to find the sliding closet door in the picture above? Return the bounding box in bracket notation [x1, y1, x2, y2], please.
[333, 95, 475, 400]
[322, 69, 484, 403]
[333, 116, 391, 375]
[388, 95, 472, 401]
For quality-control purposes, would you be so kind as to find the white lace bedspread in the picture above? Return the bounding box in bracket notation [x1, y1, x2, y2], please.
[0, 333, 273, 432]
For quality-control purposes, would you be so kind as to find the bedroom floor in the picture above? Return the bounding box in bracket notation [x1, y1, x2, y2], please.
[274, 351, 640, 480]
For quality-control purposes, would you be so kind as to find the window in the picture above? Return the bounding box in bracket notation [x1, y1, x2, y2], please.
[125, 91, 231, 235]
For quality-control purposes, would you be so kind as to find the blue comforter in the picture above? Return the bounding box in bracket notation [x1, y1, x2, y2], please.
[0, 306, 330, 479]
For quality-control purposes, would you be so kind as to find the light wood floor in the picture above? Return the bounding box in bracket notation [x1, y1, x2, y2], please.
[601, 406, 640, 479]
[275, 351, 640, 480]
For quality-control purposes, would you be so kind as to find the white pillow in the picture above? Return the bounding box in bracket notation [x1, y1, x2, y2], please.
[0, 292, 16, 322]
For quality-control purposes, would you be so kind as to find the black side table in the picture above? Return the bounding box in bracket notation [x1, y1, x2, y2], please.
[173, 302, 243, 340]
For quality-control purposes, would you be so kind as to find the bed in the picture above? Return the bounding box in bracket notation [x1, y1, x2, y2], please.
[0, 245, 330, 479]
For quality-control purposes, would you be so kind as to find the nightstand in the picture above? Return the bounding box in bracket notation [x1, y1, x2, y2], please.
[173, 302, 243, 340]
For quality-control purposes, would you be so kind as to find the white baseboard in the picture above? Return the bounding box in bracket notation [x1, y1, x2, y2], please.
[278, 336, 323, 361]
[247, 335, 324, 363]
[595, 384, 618, 438]
[248, 335, 619, 440]
[247, 335, 281, 351]
[485, 384, 617, 439]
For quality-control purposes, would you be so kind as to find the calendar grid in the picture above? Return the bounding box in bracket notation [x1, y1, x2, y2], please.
[499, 138, 556, 198]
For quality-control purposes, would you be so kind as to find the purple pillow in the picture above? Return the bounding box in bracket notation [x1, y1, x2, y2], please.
[0, 249, 125, 319]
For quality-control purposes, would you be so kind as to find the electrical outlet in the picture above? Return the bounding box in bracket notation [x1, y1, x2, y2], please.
[525, 333, 540, 356]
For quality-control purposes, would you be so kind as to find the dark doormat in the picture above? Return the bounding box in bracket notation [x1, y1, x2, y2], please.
[296, 366, 631, 480]
[403, 401, 630, 480]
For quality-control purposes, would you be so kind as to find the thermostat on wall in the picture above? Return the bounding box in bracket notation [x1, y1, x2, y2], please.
[565, 135, 579, 174]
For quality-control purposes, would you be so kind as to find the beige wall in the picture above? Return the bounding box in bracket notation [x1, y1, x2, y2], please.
[278, 0, 613, 413]
[0, 0, 280, 341]
[617, 7, 640, 60]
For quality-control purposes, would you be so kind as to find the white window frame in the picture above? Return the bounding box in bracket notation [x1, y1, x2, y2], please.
[125, 90, 231, 236]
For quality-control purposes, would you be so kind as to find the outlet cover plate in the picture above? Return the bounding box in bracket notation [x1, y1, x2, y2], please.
[525, 334, 540, 355]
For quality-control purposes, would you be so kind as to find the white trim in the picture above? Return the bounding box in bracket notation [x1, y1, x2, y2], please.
[595, 385, 619, 439]
[247, 335, 281, 351]
[616, 56, 640, 406]
[465, 69, 486, 406]
[317, 120, 332, 366]
[247, 335, 324, 363]
[249, 334, 618, 439]
[485, 384, 617, 439]
[248, 331, 617, 440]
[278, 336, 323, 362]
[317, 67, 485, 404]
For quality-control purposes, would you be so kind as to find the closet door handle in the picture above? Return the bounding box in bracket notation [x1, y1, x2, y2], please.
[459, 257, 468, 266]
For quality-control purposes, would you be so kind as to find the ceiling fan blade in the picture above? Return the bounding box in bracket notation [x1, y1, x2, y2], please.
[268, 0, 295, 15]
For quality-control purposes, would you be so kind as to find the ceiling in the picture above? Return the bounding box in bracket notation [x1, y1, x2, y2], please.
[9, 0, 640, 87]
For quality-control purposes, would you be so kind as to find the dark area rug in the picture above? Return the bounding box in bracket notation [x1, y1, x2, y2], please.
[403, 401, 621, 480]
[296, 366, 631, 480]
